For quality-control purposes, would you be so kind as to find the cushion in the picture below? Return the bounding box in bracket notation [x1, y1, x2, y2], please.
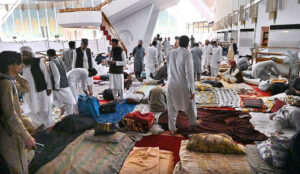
[270, 134, 290, 168]
[186, 133, 245, 154]
[256, 139, 272, 164]
[54, 115, 96, 133]
[244, 98, 263, 109]
[271, 99, 286, 113]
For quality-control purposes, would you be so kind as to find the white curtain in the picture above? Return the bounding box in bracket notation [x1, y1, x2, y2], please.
[266, 0, 278, 13]
[249, 0, 258, 19]
[228, 14, 233, 27]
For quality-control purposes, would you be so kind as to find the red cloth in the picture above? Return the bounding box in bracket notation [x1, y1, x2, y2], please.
[271, 98, 286, 113]
[93, 76, 101, 80]
[125, 111, 155, 126]
[135, 135, 187, 165]
[158, 109, 268, 144]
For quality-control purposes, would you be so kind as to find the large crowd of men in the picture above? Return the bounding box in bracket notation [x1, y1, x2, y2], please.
[1, 33, 300, 173]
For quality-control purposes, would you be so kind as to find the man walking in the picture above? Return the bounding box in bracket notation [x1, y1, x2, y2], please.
[62, 41, 76, 72]
[210, 41, 223, 77]
[166, 35, 197, 133]
[191, 43, 203, 81]
[145, 41, 158, 80]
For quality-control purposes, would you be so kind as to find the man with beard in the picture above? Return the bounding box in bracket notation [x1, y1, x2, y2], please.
[20, 46, 53, 128]
[132, 40, 145, 79]
[109, 39, 127, 100]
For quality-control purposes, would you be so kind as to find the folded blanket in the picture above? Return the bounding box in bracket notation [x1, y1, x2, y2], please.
[120, 147, 173, 174]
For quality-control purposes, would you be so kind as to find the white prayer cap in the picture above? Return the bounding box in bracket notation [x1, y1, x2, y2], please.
[20, 46, 33, 53]
[20, 46, 35, 57]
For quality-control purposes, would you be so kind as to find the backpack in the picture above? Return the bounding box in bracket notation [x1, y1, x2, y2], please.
[103, 89, 114, 101]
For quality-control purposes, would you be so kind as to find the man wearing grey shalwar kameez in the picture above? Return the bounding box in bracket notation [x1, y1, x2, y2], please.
[191, 43, 202, 81]
[132, 40, 145, 79]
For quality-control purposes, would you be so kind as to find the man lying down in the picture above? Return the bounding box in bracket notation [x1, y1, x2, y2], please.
[270, 77, 300, 134]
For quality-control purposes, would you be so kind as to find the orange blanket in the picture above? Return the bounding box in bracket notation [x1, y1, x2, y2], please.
[120, 147, 173, 174]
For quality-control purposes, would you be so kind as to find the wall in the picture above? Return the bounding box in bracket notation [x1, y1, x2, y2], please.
[215, 0, 300, 47]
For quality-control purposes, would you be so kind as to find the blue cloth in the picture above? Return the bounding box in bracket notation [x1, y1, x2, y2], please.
[96, 100, 136, 124]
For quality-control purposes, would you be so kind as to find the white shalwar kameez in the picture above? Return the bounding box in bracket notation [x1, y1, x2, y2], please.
[109, 51, 127, 100]
[67, 68, 92, 114]
[145, 46, 158, 80]
[72, 49, 96, 92]
[163, 40, 171, 56]
[166, 47, 197, 131]
[50, 59, 76, 115]
[202, 44, 213, 72]
[22, 59, 54, 128]
[210, 46, 223, 77]
[157, 40, 163, 66]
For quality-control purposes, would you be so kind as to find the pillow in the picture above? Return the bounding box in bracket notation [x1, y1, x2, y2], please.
[126, 92, 145, 104]
[271, 99, 286, 113]
[256, 140, 272, 164]
[54, 115, 96, 133]
[186, 133, 245, 154]
[270, 134, 290, 168]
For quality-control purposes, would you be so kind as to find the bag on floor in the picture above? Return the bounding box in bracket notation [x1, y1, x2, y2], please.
[103, 89, 114, 101]
[99, 102, 116, 114]
[78, 95, 100, 119]
[259, 80, 271, 91]
[141, 72, 146, 79]
[271, 82, 288, 95]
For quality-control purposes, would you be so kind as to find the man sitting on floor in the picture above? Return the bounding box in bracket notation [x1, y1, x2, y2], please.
[270, 77, 300, 134]
[149, 86, 167, 112]
[223, 60, 244, 83]
[150, 62, 167, 81]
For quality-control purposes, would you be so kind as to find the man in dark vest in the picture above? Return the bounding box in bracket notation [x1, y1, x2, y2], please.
[222, 60, 244, 83]
[20, 46, 54, 128]
[72, 38, 93, 70]
[109, 39, 127, 101]
[48, 49, 76, 115]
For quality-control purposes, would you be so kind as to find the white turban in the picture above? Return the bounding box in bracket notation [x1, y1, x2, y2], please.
[20, 46, 35, 57]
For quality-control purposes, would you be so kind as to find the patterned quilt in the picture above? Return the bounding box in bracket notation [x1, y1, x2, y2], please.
[215, 88, 241, 108]
[195, 91, 218, 107]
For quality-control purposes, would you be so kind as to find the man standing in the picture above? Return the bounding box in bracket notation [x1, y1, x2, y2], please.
[202, 40, 213, 74]
[157, 38, 163, 66]
[227, 38, 238, 61]
[67, 68, 97, 114]
[62, 41, 75, 72]
[163, 37, 171, 57]
[48, 49, 76, 115]
[109, 39, 127, 100]
[167, 35, 197, 133]
[20, 46, 53, 128]
[210, 41, 223, 77]
[145, 41, 158, 80]
[191, 43, 203, 81]
[132, 40, 145, 79]
[72, 38, 93, 70]
[0, 51, 36, 174]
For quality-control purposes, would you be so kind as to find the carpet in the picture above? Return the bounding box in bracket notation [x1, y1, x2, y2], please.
[158, 109, 268, 144]
[29, 130, 82, 174]
[135, 135, 187, 165]
[95, 100, 136, 124]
